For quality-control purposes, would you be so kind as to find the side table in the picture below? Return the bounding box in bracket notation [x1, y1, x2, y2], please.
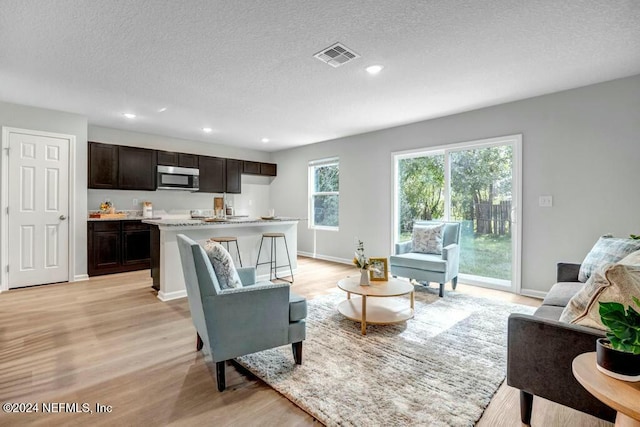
[572, 352, 640, 427]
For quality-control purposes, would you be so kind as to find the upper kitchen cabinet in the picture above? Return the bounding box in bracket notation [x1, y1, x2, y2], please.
[242, 161, 260, 175]
[198, 155, 226, 193]
[242, 160, 277, 177]
[118, 146, 157, 191]
[157, 150, 199, 168]
[89, 142, 157, 191]
[88, 142, 118, 189]
[226, 159, 242, 194]
[260, 162, 277, 176]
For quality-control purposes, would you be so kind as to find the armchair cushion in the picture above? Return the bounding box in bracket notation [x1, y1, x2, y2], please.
[389, 252, 447, 272]
[204, 241, 242, 289]
[412, 223, 445, 254]
[578, 235, 640, 282]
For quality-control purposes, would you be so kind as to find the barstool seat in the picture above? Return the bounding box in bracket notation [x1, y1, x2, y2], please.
[209, 236, 243, 267]
[256, 232, 293, 283]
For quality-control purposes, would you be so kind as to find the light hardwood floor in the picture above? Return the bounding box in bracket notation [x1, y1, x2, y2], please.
[0, 257, 612, 426]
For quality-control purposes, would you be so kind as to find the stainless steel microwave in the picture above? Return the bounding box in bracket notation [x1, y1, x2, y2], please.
[156, 165, 199, 191]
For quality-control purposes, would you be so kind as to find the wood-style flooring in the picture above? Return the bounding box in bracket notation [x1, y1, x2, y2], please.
[0, 257, 612, 426]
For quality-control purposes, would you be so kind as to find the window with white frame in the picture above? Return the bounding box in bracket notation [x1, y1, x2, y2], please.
[308, 157, 339, 230]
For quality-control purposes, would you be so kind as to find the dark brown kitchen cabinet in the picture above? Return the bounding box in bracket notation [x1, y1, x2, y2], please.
[226, 159, 242, 194]
[198, 156, 226, 193]
[88, 142, 118, 189]
[242, 160, 277, 177]
[260, 162, 277, 176]
[243, 161, 260, 175]
[157, 150, 199, 168]
[118, 146, 157, 190]
[122, 221, 151, 268]
[88, 220, 150, 276]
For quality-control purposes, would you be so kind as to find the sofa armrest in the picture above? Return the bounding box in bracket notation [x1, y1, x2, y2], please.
[507, 313, 615, 422]
[395, 241, 412, 255]
[557, 262, 581, 282]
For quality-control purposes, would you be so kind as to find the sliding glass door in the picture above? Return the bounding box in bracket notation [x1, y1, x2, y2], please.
[393, 135, 521, 292]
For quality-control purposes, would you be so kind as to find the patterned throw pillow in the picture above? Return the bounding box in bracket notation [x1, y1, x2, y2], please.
[204, 241, 243, 290]
[578, 236, 640, 282]
[412, 223, 445, 255]
[559, 263, 640, 330]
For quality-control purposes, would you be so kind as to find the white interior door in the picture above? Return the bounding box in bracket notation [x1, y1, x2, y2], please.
[8, 131, 70, 288]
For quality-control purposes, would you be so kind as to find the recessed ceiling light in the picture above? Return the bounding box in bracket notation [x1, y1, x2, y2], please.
[261, 138, 270, 143]
[366, 65, 384, 75]
[122, 113, 136, 119]
[202, 127, 213, 133]
[158, 107, 167, 113]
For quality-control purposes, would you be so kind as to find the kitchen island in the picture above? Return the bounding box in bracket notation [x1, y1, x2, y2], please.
[143, 217, 299, 301]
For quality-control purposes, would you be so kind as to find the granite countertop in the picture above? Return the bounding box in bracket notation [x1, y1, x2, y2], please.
[143, 217, 301, 227]
[87, 210, 158, 221]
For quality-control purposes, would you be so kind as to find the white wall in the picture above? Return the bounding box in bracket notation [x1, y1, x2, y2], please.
[269, 74, 640, 295]
[87, 126, 273, 217]
[0, 101, 88, 281]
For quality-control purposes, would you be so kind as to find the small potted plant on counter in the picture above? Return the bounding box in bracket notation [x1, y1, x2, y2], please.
[596, 297, 640, 381]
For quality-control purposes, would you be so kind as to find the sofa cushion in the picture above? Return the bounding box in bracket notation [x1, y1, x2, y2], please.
[578, 236, 640, 282]
[560, 263, 640, 330]
[204, 241, 243, 290]
[289, 292, 307, 322]
[542, 282, 586, 307]
[533, 305, 565, 321]
[412, 223, 445, 255]
[389, 252, 447, 273]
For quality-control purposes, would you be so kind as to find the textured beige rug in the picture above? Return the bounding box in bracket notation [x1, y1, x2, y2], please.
[237, 287, 535, 427]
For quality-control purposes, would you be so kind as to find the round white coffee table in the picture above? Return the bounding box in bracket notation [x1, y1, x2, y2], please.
[337, 276, 414, 335]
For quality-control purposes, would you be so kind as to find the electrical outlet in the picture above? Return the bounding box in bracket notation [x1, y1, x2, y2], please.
[539, 195, 553, 207]
[132, 198, 138, 207]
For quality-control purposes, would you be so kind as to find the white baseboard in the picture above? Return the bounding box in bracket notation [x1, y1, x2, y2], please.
[298, 251, 352, 265]
[73, 274, 89, 282]
[158, 289, 187, 301]
[519, 289, 547, 300]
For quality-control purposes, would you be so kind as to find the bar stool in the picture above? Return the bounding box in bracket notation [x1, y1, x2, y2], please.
[209, 236, 242, 267]
[256, 232, 293, 283]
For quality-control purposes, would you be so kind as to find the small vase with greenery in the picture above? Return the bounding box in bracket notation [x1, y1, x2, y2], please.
[596, 297, 640, 381]
[353, 240, 371, 285]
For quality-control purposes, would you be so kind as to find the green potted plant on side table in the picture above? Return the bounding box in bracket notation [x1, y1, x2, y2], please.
[596, 297, 640, 382]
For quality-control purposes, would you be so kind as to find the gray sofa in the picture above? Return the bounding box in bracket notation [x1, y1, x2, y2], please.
[506, 263, 616, 425]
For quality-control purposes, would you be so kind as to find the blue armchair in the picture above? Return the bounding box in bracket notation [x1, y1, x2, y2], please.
[389, 221, 462, 297]
[176, 234, 307, 391]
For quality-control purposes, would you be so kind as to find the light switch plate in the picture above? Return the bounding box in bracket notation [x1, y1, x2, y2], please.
[539, 195, 553, 207]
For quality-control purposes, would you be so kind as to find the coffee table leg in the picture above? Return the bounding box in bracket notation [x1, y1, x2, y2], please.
[361, 295, 367, 335]
[347, 292, 351, 300]
[411, 291, 414, 309]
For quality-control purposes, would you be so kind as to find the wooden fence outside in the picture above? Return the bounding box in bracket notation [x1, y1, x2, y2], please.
[474, 200, 511, 235]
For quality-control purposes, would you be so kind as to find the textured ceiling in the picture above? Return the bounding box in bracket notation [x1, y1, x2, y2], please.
[1, 0, 639, 152]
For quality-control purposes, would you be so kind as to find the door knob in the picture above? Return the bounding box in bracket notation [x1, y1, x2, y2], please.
[59, 215, 67, 220]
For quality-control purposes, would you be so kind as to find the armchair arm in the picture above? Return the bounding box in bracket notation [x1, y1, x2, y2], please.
[557, 262, 581, 282]
[236, 266, 257, 286]
[507, 313, 614, 422]
[204, 282, 291, 361]
[395, 241, 412, 255]
[442, 243, 460, 278]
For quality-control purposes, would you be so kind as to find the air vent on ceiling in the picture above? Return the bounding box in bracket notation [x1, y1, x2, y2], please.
[314, 42, 360, 68]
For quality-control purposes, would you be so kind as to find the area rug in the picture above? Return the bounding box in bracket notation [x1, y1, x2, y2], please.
[236, 287, 536, 427]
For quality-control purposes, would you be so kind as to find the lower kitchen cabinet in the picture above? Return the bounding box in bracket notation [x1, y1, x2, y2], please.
[88, 220, 151, 276]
